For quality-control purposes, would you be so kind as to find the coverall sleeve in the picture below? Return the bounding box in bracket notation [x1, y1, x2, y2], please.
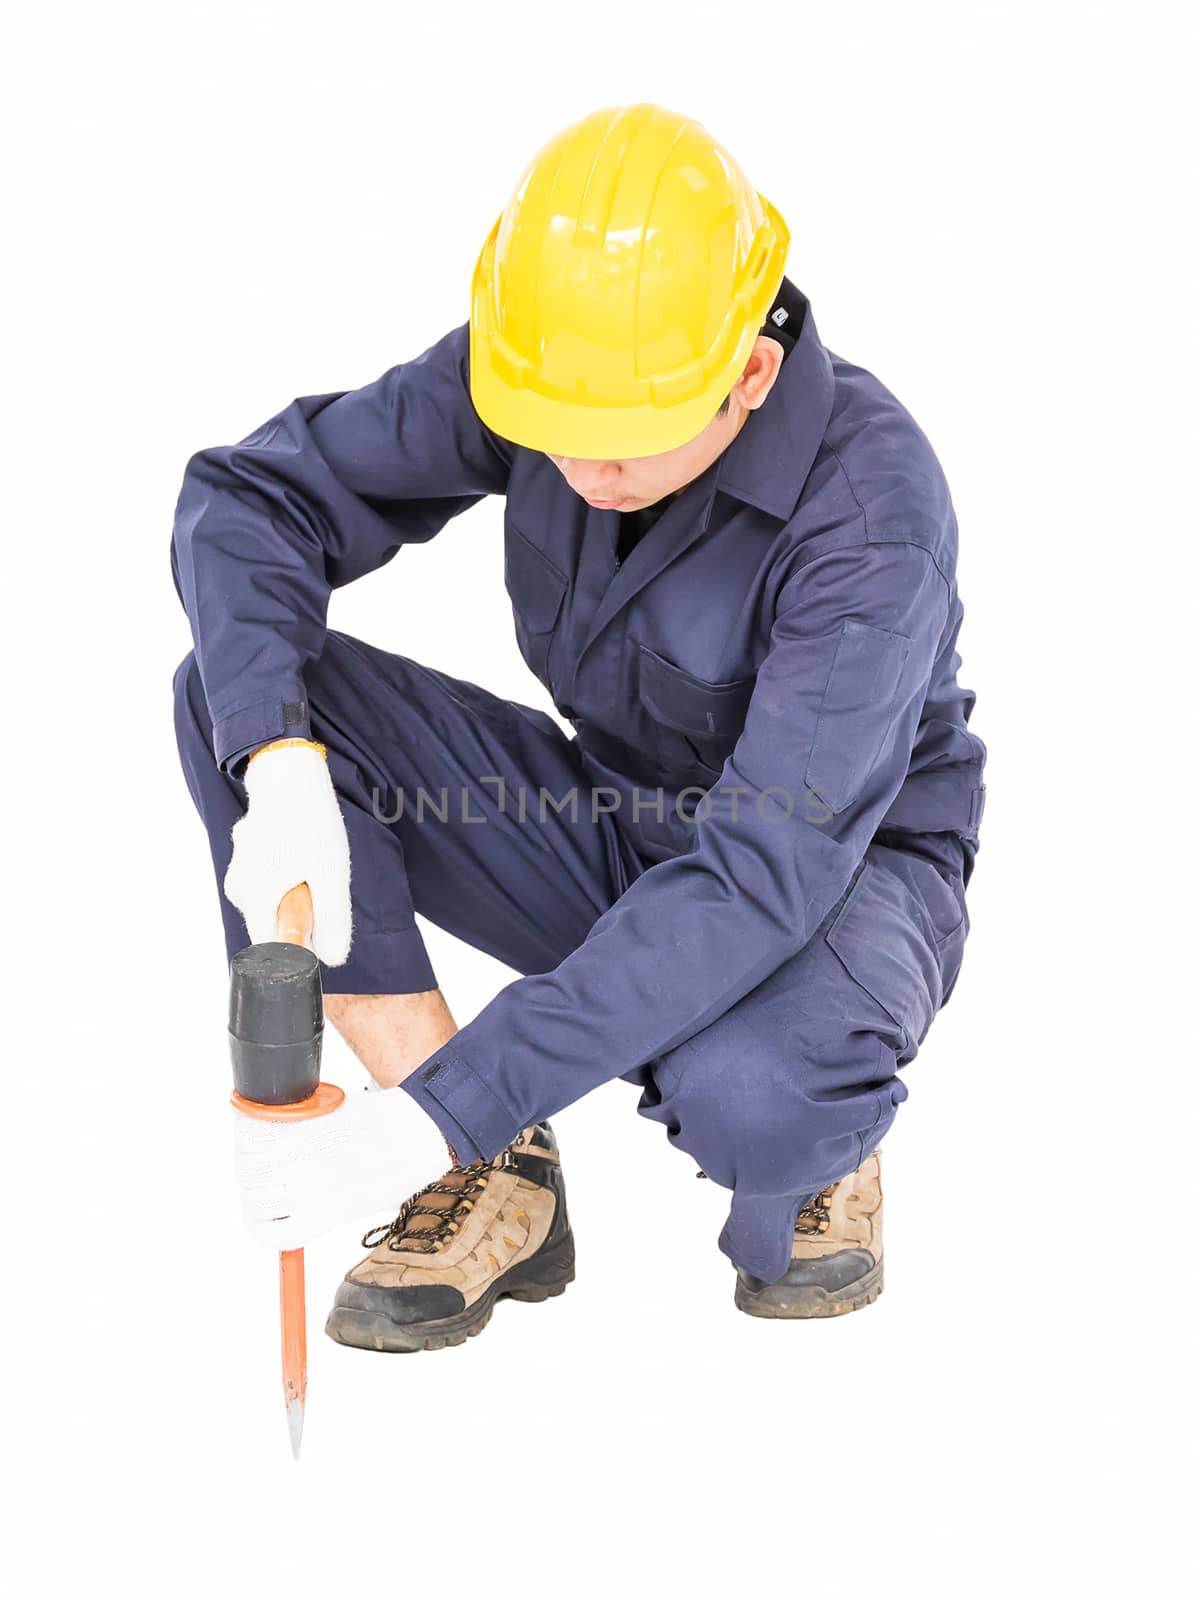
[402, 538, 952, 1162]
[171, 322, 513, 774]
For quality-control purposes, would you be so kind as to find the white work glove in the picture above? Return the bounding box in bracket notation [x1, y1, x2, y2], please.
[224, 739, 353, 964]
[233, 1085, 451, 1250]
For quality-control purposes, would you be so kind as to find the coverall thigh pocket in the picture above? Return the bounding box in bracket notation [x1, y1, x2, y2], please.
[906, 853, 967, 945]
[825, 860, 944, 1055]
[891, 847, 969, 1002]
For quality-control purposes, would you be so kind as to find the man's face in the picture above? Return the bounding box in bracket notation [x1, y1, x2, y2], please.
[545, 335, 785, 513]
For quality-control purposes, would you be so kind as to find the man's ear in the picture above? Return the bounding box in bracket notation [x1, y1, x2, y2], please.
[737, 336, 786, 411]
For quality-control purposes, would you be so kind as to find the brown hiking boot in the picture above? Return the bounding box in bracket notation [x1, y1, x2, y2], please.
[734, 1150, 884, 1319]
[325, 1122, 574, 1353]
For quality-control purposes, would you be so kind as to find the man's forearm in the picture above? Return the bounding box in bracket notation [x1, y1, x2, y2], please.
[323, 989, 459, 1089]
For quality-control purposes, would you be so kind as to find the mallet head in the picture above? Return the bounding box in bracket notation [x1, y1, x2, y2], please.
[228, 941, 323, 1107]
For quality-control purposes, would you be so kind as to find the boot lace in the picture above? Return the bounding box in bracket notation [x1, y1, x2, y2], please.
[360, 1131, 527, 1255]
[794, 1185, 834, 1236]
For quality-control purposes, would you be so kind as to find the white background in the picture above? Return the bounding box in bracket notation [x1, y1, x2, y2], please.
[6, 2, 1191, 1594]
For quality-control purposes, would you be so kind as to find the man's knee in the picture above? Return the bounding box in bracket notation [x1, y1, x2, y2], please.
[172, 651, 206, 735]
[172, 649, 203, 711]
[173, 649, 223, 765]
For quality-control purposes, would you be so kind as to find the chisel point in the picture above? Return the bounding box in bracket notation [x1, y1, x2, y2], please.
[286, 1398, 305, 1460]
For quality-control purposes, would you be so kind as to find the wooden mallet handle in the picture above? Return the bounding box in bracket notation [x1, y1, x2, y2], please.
[274, 882, 314, 948]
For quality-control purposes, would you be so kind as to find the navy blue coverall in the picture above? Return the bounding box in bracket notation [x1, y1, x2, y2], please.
[172, 277, 985, 1283]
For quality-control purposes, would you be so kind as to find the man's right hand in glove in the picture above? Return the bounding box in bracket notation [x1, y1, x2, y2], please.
[224, 738, 353, 965]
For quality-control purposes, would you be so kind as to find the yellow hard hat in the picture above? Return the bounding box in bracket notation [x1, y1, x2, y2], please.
[469, 103, 790, 460]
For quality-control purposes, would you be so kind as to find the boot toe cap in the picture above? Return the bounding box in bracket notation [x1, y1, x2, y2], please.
[744, 1247, 878, 1296]
[735, 1247, 883, 1319]
[332, 1277, 467, 1325]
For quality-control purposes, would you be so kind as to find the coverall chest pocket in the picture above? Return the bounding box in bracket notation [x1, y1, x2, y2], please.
[637, 643, 755, 781]
[504, 523, 568, 689]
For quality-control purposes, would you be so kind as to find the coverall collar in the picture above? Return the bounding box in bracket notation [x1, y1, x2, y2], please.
[712, 279, 836, 522]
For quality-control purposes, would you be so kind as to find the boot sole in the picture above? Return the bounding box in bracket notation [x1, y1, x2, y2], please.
[734, 1256, 884, 1320]
[324, 1232, 576, 1353]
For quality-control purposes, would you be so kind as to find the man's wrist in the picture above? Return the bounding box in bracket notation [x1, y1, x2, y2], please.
[247, 737, 328, 767]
